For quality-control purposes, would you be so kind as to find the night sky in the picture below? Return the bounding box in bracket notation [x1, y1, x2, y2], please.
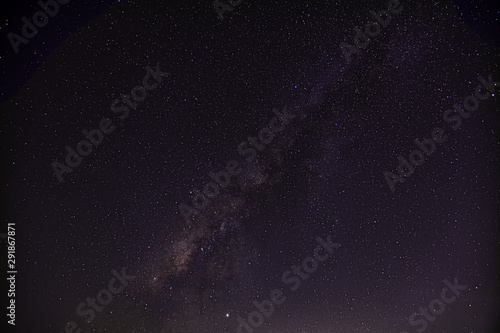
[1, 0, 499, 332]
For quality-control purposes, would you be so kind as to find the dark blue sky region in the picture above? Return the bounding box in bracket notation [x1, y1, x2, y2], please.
[0, 0, 499, 332]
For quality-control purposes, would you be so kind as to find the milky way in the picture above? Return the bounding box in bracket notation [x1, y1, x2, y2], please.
[1, 0, 499, 333]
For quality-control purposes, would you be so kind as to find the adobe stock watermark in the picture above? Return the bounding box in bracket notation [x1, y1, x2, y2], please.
[400, 277, 468, 333]
[7, 0, 71, 54]
[234, 234, 340, 333]
[54, 267, 135, 333]
[178, 105, 297, 227]
[384, 73, 499, 192]
[340, 0, 403, 64]
[51, 63, 170, 182]
[213, 0, 245, 21]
